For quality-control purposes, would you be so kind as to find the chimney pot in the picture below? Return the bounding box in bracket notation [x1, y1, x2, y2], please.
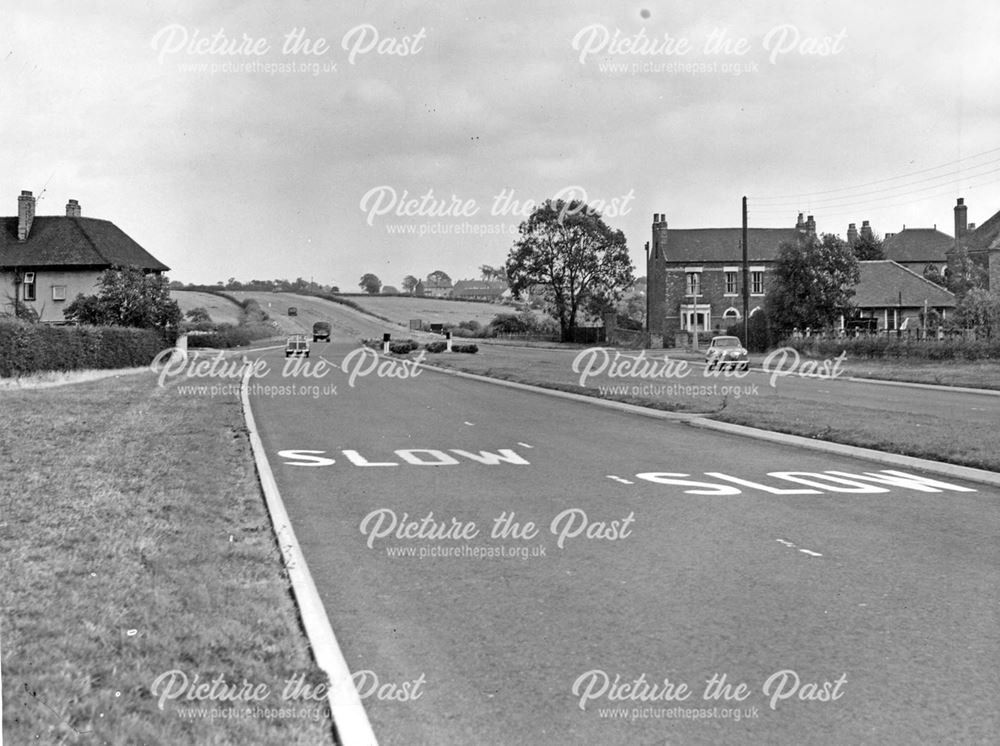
[66, 198, 81, 217]
[954, 197, 968, 241]
[968, 222, 976, 231]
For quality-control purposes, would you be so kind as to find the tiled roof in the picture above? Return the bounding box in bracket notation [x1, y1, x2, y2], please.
[962, 207, 1000, 252]
[853, 260, 955, 307]
[452, 280, 507, 294]
[882, 228, 952, 262]
[656, 227, 800, 263]
[0, 216, 169, 271]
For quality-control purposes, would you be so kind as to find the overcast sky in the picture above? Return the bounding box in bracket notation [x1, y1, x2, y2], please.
[4, 1, 999, 287]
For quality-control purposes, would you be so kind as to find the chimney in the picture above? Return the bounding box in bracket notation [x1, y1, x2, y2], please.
[954, 197, 968, 241]
[17, 190, 35, 241]
[847, 223, 858, 245]
[860, 220, 873, 241]
[968, 222, 976, 232]
[796, 212, 805, 231]
[885, 232, 895, 240]
[66, 198, 81, 217]
[805, 214, 816, 236]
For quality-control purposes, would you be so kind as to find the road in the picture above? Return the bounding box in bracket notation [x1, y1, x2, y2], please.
[244, 333, 1000, 745]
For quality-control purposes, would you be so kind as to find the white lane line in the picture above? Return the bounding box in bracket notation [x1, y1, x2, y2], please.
[518, 442, 534, 448]
[464, 421, 475, 426]
[241, 367, 378, 746]
[776, 539, 796, 548]
[776, 539, 823, 557]
[607, 475, 634, 485]
[799, 549, 824, 557]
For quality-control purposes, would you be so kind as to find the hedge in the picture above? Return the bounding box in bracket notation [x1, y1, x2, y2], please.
[780, 335, 1000, 361]
[0, 320, 169, 378]
[185, 322, 276, 349]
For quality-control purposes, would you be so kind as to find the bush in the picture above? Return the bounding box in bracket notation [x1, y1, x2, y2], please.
[452, 343, 478, 354]
[389, 340, 419, 354]
[0, 319, 167, 377]
[424, 341, 448, 353]
[185, 322, 275, 349]
[778, 334, 1000, 361]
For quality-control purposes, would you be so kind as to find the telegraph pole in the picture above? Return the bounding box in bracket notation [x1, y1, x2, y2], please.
[741, 196, 750, 348]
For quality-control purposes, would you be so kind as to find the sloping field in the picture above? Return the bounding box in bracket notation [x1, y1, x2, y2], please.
[345, 295, 520, 327]
[172, 290, 243, 324]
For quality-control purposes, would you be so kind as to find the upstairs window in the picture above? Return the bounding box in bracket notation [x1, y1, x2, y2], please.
[22, 272, 36, 301]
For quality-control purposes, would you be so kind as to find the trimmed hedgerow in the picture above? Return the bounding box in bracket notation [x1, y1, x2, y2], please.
[424, 341, 448, 353]
[185, 323, 275, 349]
[0, 319, 168, 378]
[452, 343, 478, 354]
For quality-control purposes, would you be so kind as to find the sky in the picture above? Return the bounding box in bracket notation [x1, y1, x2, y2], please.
[3, 1, 999, 288]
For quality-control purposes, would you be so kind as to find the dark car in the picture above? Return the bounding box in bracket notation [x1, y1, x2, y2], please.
[285, 334, 310, 358]
[312, 321, 331, 342]
[287, 307, 298, 316]
[705, 335, 749, 371]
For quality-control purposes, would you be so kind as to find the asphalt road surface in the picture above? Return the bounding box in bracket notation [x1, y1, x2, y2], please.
[244, 339, 999, 746]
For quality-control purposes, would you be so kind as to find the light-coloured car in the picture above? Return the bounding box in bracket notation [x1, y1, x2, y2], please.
[705, 335, 749, 371]
[285, 334, 310, 358]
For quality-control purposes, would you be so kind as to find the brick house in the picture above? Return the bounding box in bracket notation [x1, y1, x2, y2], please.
[0, 190, 169, 322]
[451, 279, 508, 301]
[949, 197, 1000, 291]
[646, 211, 813, 343]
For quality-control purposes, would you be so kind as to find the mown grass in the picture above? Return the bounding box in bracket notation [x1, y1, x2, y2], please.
[0, 373, 337, 745]
[421, 345, 1000, 472]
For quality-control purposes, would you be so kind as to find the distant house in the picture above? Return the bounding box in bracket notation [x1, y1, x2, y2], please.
[423, 274, 453, 298]
[949, 197, 1000, 291]
[880, 227, 952, 277]
[451, 279, 507, 301]
[0, 190, 169, 322]
[849, 260, 955, 331]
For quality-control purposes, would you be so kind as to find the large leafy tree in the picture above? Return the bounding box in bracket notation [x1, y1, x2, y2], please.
[64, 266, 181, 329]
[764, 233, 860, 332]
[401, 275, 419, 294]
[359, 273, 382, 294]
[505, 199, 633, 342]
[479, 264, 507, 282]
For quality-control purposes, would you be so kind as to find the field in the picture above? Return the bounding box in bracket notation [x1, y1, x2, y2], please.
[343, 295, 526, 327]
[172, 290, 243, 325]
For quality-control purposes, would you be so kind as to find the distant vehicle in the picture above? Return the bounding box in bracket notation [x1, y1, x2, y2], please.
[705, 335, 749, 371]
[287, 307, 298, 316]
[285, 334, 310, 358]
[312, 321, 331, 342]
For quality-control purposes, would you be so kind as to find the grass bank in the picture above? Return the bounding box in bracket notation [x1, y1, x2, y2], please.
[0, 372, 337, 745]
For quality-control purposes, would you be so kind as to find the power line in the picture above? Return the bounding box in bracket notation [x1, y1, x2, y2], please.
[752, 145, 1000, 202]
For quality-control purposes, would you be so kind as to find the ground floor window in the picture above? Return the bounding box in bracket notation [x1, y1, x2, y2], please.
[22, 272, 36, 301]
[680, 304, 712, 331]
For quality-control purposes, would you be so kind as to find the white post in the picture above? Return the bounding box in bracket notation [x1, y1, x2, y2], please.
[382, 333, 390, 354]
[446, 331, 453, 352]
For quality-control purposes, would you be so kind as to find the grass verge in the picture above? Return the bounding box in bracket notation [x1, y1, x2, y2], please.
[0, 372, 337, 745]
[420, 346, 1000, 472]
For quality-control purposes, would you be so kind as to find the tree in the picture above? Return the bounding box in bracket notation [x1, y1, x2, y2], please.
[764, 233, 860, 333]
[359, 273, 382, 294]
[185, 307, 212, 323]
[505, 199, 633, 342]
[945, 244, 987, 296]
[426, 270, 452, 285]
[402, 275, 419, 294]
[64, 266, 181, 328]
[479, 264, 507, 282]
[851, 232, 884, 261]
[954, 288, 1000, 337]
[923, 264, 946, 287]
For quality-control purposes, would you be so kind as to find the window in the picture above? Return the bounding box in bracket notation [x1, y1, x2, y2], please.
[52, 285, 67, 301]
[751, 271, 765, 295]
[22, 272, 36, 301]
[725, 272, 738, 295]
[685, 272, 701, 296]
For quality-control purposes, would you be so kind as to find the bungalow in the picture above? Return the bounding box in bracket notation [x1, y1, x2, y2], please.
[879, 225, 952, 279]
[0, 190, 169, 322]
[848, 260, 955, 332]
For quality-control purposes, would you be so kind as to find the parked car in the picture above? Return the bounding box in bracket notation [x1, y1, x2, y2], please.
[287, 307, 298, 316]
[705, 335, 749, 371]
[312, 321, 331, 342]
[285, 334, 310, 358]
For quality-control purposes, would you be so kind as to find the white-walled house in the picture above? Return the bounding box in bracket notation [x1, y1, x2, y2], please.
[0, 190, 169, 322]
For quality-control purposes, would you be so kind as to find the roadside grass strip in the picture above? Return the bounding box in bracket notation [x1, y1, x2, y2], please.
[0, 372, 337, 745]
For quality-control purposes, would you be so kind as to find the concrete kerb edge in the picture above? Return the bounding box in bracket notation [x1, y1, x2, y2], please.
[239, 366, 379, 746]
[387, 352, 1000, 488]
[687, 418, 1000, 488]
[845, 376, 1000, 396]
